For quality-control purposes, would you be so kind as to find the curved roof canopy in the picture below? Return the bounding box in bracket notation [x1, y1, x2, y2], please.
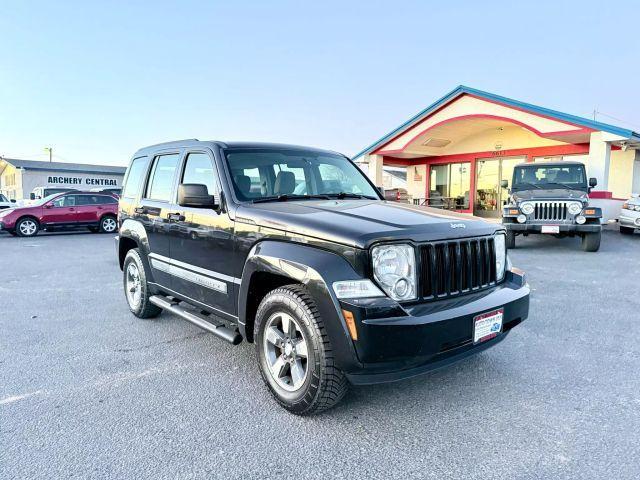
[354, 86, 640, 160]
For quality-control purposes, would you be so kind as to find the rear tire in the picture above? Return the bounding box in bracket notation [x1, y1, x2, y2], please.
[620, 226, 635, 235]
[505, 230, 516, 249]
[254, 284, 348, 415]
[123, 248, 162, 319]
[16, 217, 39, 237]
[582, 231, 601, 252]
[100, 215, 117, 233]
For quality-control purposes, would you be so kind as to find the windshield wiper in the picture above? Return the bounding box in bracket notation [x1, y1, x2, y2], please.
[252, 194, 331, 203]
[328, 192, 378, 200]
[540, 182, 585, 191]
[513, 182, 542, 190]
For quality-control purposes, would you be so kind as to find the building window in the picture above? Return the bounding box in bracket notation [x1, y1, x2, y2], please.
[428, 162, 471, 210]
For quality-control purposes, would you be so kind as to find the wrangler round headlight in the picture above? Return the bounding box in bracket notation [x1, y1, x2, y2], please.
[517, 214, 527, 223]
[520, 202, 534, 215]
[568, 202, 582, 215]
[371, 244, 417, 301]
[575, 215, 586, 225]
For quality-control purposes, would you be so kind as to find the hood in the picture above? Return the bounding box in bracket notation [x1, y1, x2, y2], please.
[512, 189, 588, 202]
[236, 200, 500, 248]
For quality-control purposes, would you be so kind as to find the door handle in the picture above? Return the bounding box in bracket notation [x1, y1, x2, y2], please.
[167, 213, 185, 222]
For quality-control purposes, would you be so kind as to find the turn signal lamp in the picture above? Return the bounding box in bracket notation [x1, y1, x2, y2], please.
[342, 309, 358, 341]
[583, 209, 596, 215]
[508, 209, 519, 215]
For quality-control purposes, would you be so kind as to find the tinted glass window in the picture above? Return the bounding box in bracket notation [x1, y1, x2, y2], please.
[182, 153, 218, 195]
[0, 194, 7, 202]
[513, 165, 587, 191]
[123, 156, 149, 198]
[224, 149, 379, 201]
[97, 195, 118, 204]
[52, 195, 76, 207]
[77, 195, 106, 205]
[146, 154, 180, 201]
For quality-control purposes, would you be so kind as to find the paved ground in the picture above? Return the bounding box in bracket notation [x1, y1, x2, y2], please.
[1, 228, 639, 479]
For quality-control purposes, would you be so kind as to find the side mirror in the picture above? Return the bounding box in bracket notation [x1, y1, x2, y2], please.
[589, 177, 598, 188]
[10, 199, 16, 203]
[44, 203, 53, 209]
[500, 180, 509, 189]
[30, 193, 36, 200]
[178, 183, 217, 208]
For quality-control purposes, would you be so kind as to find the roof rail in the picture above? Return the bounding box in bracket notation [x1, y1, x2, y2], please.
[146, 138, 200, 149]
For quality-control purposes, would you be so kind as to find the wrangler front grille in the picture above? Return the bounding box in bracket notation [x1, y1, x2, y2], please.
[533, 201, 569, 221]
[419, 236, 497, 300]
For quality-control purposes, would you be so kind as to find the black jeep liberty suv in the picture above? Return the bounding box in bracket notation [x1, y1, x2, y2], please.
[116, 140, 530, 415]
[501, 161, 602, 252]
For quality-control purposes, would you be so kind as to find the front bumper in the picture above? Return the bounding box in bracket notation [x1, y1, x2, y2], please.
[504, 223, 601, 233]
[619, 210, 640, 228]
[339, 269, 529, 385]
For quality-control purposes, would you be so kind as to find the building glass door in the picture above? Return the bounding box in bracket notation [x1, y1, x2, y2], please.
[474, 156, 525, 217]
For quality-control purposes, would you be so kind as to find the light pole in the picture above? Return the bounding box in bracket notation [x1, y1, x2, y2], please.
[44, 147, 52, 162]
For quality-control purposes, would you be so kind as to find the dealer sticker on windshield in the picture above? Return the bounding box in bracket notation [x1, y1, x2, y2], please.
[473, 308, 503, 344]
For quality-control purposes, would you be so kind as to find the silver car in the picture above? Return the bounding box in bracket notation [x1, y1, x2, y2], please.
[620, 195, 640, 235]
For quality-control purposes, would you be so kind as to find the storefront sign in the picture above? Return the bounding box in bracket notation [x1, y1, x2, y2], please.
[47, 176, 119, 186]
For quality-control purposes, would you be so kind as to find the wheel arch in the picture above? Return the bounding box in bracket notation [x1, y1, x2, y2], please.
[238, 241, 364, 372]
[15, 215, 41, 232]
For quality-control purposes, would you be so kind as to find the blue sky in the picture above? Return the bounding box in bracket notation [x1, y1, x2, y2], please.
[1, 0, 639, 166]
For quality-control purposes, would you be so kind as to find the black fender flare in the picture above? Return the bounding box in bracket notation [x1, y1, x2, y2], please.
[118, 219, 154, 279]
[238, 241, 363, 372]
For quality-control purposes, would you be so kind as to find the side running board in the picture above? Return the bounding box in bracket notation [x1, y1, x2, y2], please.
[149, 295, 242, 345]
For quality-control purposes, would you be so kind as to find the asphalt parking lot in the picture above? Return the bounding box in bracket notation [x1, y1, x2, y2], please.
[1, 228, 639, 479]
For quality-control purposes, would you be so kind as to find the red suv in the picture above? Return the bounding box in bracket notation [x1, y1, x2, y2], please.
[0, 191, 118, 237]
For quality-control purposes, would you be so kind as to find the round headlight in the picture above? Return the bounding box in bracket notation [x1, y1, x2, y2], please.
[635, 218, 640, 226]
[520, 202, 534, 215]
[517, 214, 527, 223]
[575, 215, 586, 225]
[634, 205, 640, 212]
[568, 202, 582, 215]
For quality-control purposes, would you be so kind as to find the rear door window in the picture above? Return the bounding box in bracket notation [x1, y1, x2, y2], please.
[146, 154, 181, 202]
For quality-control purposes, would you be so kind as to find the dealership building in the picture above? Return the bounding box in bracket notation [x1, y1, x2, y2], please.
[0, 158, 126, 200]
[354, 86, 640, 221]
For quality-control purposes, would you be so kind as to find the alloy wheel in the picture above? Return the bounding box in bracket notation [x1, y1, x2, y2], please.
[263, 311, 309, 392]
[126, 262, 142, 308]
[19, 220, 37, 236]
[102, 218, 117, 232]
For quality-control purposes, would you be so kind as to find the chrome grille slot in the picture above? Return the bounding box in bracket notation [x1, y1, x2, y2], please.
[420, 236, 497, 300]
[533, 201, 568, 221]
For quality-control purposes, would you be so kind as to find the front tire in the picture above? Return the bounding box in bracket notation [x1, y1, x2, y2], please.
[123, 249, 162, 319]
[582, 231, 601, 252]
[16, 217, 39, 237]
[505, 230, 516, 249]
[254, 285, 348, 415]
[620, 226, 635, 235]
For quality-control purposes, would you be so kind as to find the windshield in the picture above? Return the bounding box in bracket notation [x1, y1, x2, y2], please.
[223, 148, 380, 201]
[32, 193, 60, 206]
[512, 164, 587, 191]
[0, 194, 7, 202]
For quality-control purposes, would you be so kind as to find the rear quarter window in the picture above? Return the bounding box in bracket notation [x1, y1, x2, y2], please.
[122, 156, 149, 199]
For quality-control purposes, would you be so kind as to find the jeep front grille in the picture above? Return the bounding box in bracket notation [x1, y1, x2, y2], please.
[419, 236, 496, 300]
[533, 201, 568, 221]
